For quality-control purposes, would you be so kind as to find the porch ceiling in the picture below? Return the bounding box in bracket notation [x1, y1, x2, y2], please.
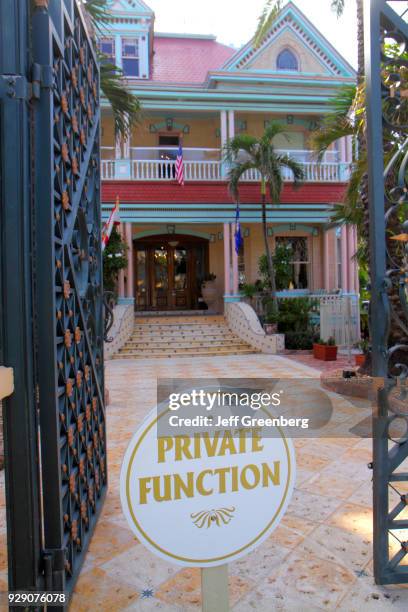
[101, 202, 333, 224]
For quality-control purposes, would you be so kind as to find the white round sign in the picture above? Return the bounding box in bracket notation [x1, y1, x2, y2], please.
[120, 407, 296, 567]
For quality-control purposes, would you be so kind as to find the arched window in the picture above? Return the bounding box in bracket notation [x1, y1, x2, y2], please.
[277, 49, 299, 71]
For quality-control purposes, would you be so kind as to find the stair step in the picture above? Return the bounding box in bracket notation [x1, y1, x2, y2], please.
[110, 315, 258, 359]
[125, 339, 242, 347]
[114, 349, 258, 359]
[133, 324, 226, 330]
[119, 343, 251, 353]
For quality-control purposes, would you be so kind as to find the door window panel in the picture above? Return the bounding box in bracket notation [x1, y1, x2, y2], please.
[275, 237, 309, 289]
[136, 250, 147, 308]
[174, 249, 187, 289]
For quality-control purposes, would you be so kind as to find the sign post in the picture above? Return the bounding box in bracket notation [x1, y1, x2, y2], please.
[120, 399, 296, 608]
[201, 565, 229, 612]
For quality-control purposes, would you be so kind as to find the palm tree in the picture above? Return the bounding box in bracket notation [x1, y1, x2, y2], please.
[224, 123, 304, 308]
[81, 0, 141, 139]
[311, 68, 408, 366]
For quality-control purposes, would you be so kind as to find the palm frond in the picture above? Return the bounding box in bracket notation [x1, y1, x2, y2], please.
[311, 122, 355, 161]
[227, 161, 257, 200]
[276, 154, 305, 187]
[326, 85, 357, 117]
[254, 1, 283, 49]
[82, 0, 111, 32]
[331, 0, 345, 18]
[223, 134, 258, 163]
[262, 121, 286, 145]
[100, 62, 141, 138]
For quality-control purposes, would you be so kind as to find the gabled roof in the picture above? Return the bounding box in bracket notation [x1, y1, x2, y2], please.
[151, 35, 235, 85]
[106, 0, 153, 15]
[222, 1, 355, 77]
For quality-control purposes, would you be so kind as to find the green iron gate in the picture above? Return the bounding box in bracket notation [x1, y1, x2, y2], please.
[365, 0, 408, 585]
[0, 0, 107, 602]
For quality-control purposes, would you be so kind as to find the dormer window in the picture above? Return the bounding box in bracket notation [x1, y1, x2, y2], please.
[122, 38, 140, 77]
[99, 37, 115, 64]
[277, 49, 299, 71]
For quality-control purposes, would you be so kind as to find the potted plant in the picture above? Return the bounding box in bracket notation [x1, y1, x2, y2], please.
[355, 339, 369, 366]
[263, 298, 279, 335]
[201, 273, 217, 308]
[241, 283, 258, 303]
[313, 337, 338, 361]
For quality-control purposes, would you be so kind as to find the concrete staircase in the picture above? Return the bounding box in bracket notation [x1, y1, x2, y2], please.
[113, 315, 259, 359]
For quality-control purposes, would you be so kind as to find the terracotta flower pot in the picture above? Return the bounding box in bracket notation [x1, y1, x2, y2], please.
[355, 353, 366, 366]
[264, 323, 277, 335]
[313, 343, 338, 361]
[201, 281, 218, 308]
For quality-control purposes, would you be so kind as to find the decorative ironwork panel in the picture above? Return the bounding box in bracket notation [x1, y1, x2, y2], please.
[32, 0, 106, 596]
[364, 0, 408, 585]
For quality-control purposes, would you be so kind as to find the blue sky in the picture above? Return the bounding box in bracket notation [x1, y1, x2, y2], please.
[146, 1, 407, 69]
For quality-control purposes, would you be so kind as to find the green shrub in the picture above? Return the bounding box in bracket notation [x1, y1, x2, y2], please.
[277, 297, 316, 333]
[103, 227, 128, 294]
[285, 331, 318, 350]
[241, 283, 258, 299]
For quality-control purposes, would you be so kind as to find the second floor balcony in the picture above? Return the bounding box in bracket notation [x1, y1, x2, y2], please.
[101, 146, 351, 183]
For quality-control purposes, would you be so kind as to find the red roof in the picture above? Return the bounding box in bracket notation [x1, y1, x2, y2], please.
[151, 36, 235, 85]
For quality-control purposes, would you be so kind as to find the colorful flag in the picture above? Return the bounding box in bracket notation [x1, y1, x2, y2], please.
[102, 195, 121, 251]
[234, 203, 243, 254]
[175, 143, 184, 186]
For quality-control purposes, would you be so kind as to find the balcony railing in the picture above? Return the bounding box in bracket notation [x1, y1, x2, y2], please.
[101, 147, 350, 183]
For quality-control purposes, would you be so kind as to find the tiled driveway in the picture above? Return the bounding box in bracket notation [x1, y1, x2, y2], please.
[1, 354, 408, 610]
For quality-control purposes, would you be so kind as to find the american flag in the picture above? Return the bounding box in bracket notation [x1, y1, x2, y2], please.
[102, 195, 121, 251]
[175, 143, 184, 186]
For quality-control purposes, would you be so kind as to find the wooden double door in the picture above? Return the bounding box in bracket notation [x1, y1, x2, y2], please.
[134, 234, 209, 310]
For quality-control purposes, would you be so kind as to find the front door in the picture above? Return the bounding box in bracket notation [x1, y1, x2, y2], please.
[134, 235, 208, 311]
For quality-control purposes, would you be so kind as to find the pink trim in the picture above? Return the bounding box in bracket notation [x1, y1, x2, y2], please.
[347, 225, 355, 293]
[125, 223, 134, 298]
[231, 223, 239, 295]
[223, 223, 231, 296]
[341, 225, 349, 292]
[323, 230, 330, 291]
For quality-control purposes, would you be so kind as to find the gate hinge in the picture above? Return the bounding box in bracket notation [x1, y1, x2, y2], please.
[42, 548, 66, 591]
[31, 63, 53, 99]
[0, 75, 29, 100]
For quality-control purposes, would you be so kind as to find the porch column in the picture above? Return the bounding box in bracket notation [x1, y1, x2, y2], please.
[118, 223, 126, 298]
[220, 111, 228, 178]
[228, 110, 235, 140]
[125, 223, 134, 298]
[123, 127, 131, 159]
[339, 137, 347, 162]
[340, 225, 349, 293]
[323, 229, 330, 291]
[220, 111, 228, 148]
[231, 224, 239, 295]
[348, 225, 358, 293]
[346, 135, 353, 163]
[223, 223, 231, 297]
[115, 133, 122, 159]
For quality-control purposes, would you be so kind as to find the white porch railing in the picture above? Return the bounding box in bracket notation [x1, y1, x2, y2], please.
[251, 292, 361, 346]
[241, 162, 342, 183]
[129, 159, 222, 181]
[320, 294, 361, 346]
[101, 147, 349, 182]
